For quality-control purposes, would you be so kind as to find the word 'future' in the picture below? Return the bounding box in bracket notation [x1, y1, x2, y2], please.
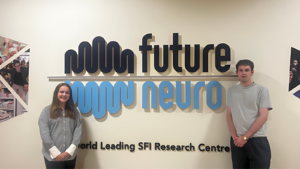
[65, 33, 231, 74]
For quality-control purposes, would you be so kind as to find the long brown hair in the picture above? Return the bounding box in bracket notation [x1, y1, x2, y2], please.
[50, 83, 76, 119]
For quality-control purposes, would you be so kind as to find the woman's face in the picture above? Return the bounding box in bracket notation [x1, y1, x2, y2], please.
[57, 86, 70, 104]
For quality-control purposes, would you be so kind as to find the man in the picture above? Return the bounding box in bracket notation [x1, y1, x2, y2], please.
[289, 60, 299, 90]
[1, 60, 29, 103]
[227, 60, 272, 169]
[3, 38, 17, 62]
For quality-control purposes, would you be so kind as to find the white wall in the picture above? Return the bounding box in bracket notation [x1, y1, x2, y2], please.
[0, 0, 299, 168]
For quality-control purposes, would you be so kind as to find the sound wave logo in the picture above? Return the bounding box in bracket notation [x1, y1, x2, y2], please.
[63, 36, 135, 118]
[65, 81, 134, 119]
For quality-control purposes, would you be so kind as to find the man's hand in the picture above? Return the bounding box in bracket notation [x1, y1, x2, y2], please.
[23, 84, 28, 93]
[234, 136, 247, 147]
[61, 152, 70, 160]
[55, 154, 64, 161]
[232, 136, 238, 141]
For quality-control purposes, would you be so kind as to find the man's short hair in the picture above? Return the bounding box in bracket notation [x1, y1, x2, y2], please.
[13, 60, 20, 66]
[236, 59, 254, 71]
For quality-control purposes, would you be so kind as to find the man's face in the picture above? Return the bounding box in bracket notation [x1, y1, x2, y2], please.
[15, 63, 21, 72]
[236, 65, 253, 83]
[293, 60, 298, 66]
[9, 51, 16, 57]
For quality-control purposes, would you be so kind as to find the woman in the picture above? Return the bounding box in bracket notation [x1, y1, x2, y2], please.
[39, 83, 82, 169]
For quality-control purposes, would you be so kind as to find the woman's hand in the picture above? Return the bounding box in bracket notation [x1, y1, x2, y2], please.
[55, 154, 64, 161]
[61, 152, 70, 160]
